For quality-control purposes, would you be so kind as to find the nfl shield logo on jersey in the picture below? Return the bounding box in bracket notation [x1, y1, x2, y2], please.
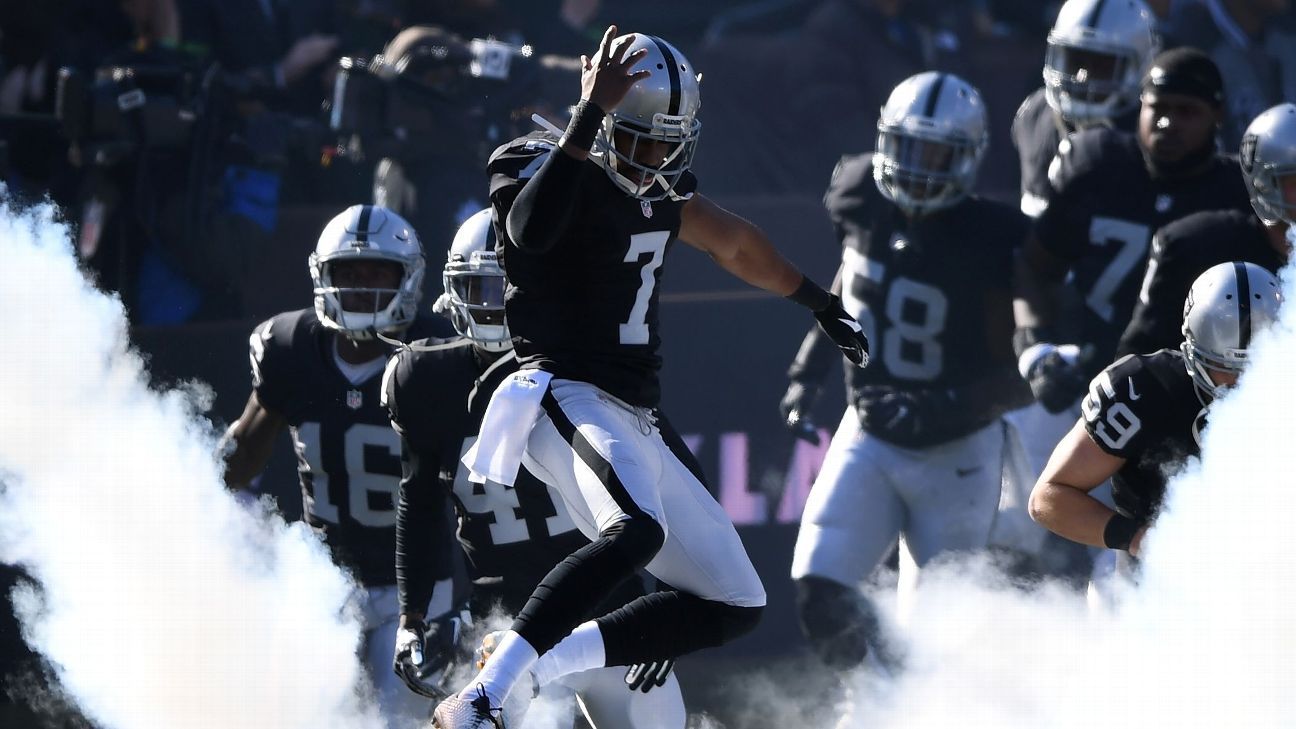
[641, 200, 653, 218]
[346, 389, 363, 410]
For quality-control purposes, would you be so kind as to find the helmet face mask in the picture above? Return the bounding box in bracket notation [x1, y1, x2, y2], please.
[444, 208, 510, 351]
[1043, 0, 1159, 127]
[873, 72, 988, 216]
[310, 205, 425, 341]
[1180, 262, 1284, 405]
[593, 34, 701, 201]
[1240, 103, 1296, 228]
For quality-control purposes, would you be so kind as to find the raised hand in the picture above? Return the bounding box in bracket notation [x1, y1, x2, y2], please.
[580, 25, 651, 113]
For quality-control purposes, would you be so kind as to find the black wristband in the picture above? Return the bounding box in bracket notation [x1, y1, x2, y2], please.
[561, 99, 606, 153]
[1103, 513, 1145, 551]
[787, 276, 833, 312]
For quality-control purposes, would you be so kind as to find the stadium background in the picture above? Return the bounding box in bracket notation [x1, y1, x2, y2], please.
[0, 1, 1230, 725]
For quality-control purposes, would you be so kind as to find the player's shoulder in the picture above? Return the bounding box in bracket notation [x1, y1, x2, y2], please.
[1098, 350, 1186, 405]
[387, 336, 475, 396]
[382, 336, 476, 423]
[824, 153, 877, 216]
[488, 131, 560, 176]
[249, 308, 323, 399]
[1157, 209, 1256, 254]
[1050, 126, 1138, 189]
[252, 308, 321, 359]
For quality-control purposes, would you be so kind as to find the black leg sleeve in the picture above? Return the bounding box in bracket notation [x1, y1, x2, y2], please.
[596, 590, 763, 666]
[511, 516, 664, 655]
[795, 575, 887, 671]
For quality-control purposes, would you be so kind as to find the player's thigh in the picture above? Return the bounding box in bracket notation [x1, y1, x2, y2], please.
[563, 666, 686, 729]
[897, 422, 1005, 566]
[791, 409, 904, 586]
[528, 380, 666, 533]
[642, 433, 766, 607]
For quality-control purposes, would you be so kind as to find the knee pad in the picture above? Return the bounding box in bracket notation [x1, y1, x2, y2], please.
[601, 516, 666, 570]
[794, 576, 877, 670]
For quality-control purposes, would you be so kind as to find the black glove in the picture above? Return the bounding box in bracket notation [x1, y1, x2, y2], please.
[856, 386, 956, 447]
[1023, 349, 1086, 414]
[779, 381, 822, 445]
[813, 296, 870, 368]
[393, 607, 472, 699]
[625, 658, 674, 693]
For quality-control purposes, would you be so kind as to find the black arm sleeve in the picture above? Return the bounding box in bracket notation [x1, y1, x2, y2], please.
[505, 149, 588, 254]
[395, 434, 456, 616]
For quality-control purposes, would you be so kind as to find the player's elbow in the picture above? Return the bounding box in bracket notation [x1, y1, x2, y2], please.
[1027, 481, 1057, 527]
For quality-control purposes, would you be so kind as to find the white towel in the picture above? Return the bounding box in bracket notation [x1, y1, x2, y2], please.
[462, 369, 553, 486]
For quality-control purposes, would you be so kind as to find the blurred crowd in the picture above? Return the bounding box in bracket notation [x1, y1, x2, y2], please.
[3, 0, 1293, 328]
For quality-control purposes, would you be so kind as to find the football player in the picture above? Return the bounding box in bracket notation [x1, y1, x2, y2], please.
[219, 204, 457, 727]
[1118, 103, 1296, 357]
[780, 72, 1031, 676]
[430, 26, 869, 729]
[1030, 262, 1282, 560]
[384, 209, 686, 728]
[1014, 47, 1251, 417]
[1012, 0, 1159, 218]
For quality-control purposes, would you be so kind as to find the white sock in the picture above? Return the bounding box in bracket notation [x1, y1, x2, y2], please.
[460, 630, 538, 707]
[531, 621, 606, 688]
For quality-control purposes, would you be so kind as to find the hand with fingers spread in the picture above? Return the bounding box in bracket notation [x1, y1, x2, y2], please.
[624, 658, 675, 693]
[579, 25, 652, 113]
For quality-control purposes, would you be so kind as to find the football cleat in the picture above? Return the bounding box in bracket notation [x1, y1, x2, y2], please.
[431, 685, 505, 729]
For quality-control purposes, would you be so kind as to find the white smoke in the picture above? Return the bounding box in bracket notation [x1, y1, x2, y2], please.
[0, 194, 382, 727]
[827, 262, 1296, 728]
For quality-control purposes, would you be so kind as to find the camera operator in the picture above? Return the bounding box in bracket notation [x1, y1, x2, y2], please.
[337, 24, 552, 274]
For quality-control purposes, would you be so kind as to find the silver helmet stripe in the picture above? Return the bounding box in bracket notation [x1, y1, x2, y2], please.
[1235, 261, 1252, 349]
[650, 36, 682, 117]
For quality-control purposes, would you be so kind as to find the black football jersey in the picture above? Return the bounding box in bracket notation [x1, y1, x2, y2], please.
[1118, 210, 1287, 357]
[384, 338, 587, 614]
[824, 155, 1025, 431]
[1011, 87, 1138, 218]
[249, 308, 456, 587]
[1034, 127, 1251, 375]
[1081, 350, 1205, 522]
[488, 132, 699, 408]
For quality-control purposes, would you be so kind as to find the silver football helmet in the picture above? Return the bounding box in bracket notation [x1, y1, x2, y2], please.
[1240, 103, 1296, 228]
[594, 33, 701, 202]
[873, 72, 988, 216]
[1181, 262, 1283, 404]
[443, 208, 510, 351]
[309, 204, 425, 340]
[1043, 0, 1159, 127]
